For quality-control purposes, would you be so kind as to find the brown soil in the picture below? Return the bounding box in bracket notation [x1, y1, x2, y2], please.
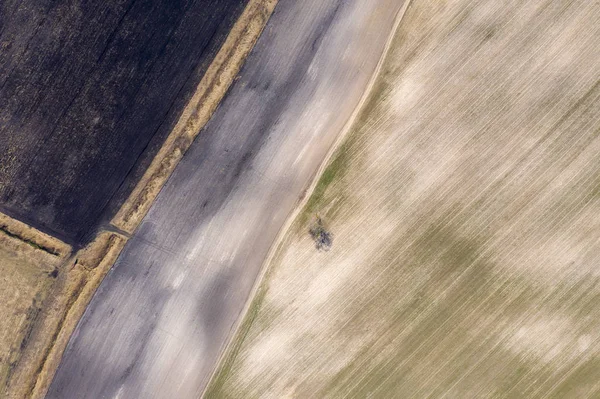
[1, 1, 279, 397]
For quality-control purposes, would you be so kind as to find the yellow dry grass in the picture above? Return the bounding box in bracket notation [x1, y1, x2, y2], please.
[0, 245, 58, 393]
[0, 213, 70, 259]
[0, 212, 70, 398]
[1, 229, 127, 399]
[28, 232, 127, 399]
[206, 0, 600, 397]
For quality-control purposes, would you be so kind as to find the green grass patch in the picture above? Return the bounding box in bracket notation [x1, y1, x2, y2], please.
[298, 136, 356, 230]
[204, 284, 268, 399]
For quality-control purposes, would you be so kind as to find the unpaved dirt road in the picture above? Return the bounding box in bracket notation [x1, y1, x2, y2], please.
[46, 0, 405, 397]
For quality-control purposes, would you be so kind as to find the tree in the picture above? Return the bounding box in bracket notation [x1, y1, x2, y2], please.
[309, 216, 333, 251]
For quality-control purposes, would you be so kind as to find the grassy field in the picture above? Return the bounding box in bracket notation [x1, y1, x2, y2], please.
[206, 0, 600, 397]
[0, 243, 58, 391]
[0, 214, 70, 397]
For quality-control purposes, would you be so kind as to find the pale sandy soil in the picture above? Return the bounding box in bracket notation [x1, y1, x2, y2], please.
[207, 0, 600, 397]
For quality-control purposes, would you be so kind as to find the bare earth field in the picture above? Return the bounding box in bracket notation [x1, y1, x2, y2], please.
[207, 0, 600, 397]
[47, 1, 405, 398]
[0, 1, 275, 397]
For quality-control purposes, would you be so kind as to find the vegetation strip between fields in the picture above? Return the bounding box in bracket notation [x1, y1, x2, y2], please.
[112, 0, 279, 234]
[1, 2, 279, 397]
[202, 1, 414, 396]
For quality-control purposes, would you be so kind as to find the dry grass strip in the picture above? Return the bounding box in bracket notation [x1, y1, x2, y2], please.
[113, 0, 279, 234]
[2, 2, 278, 396]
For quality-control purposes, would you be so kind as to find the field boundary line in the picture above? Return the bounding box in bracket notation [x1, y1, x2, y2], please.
[28, 232, 128, 399]
[200, 0, 415, 396]
[112, 0, 279, 234]
[0, 211, 71, 258]
[2, 2, 280, 397]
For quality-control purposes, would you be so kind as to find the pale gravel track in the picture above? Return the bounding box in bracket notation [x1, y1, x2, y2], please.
[45, 0, 406, 398]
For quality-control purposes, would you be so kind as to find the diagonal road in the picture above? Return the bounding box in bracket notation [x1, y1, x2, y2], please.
[47, 0, 405, 397]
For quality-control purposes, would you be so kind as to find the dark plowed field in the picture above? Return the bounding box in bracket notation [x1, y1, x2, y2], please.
[0, 0, 247, 244]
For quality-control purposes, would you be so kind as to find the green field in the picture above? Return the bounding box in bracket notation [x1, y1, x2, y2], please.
[206, 0, 600, 397]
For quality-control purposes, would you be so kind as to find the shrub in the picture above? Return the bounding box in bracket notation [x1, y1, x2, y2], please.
[309, 216, 333, 251]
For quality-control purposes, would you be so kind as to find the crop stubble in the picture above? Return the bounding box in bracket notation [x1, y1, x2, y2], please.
[207, 0, 600, 397]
